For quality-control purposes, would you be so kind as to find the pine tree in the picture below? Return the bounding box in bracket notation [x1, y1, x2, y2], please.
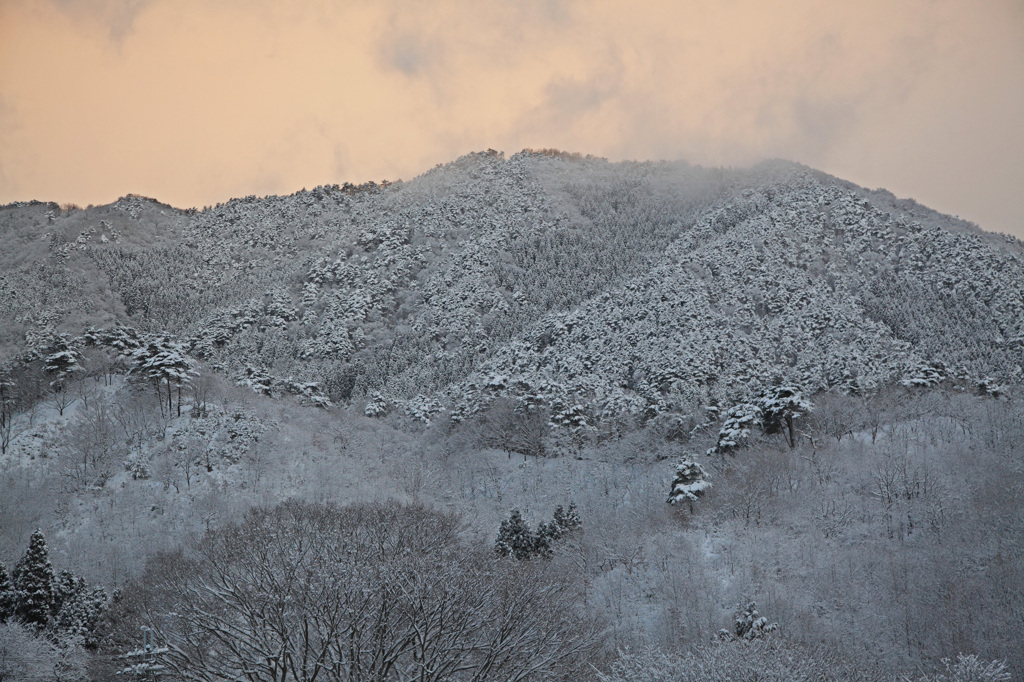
[50, 570, 107, 646]
[0, 562, 14, 622]
[495, 510, 536, 560]
[364, 391, 389, 418]
[43, 334, 84, 385]
[131, 336, 197, 417]
[12, 530, 55, 629]
[43, 334, 85, 416]
[757, 386, 811, 448]
[667, 460, 712, 509]
[552, 503, 581, 536]
[709, 403, 760, 455]
[732, 602, 777, 640]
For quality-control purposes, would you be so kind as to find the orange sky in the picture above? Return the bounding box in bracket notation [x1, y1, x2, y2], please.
[1, 0, 1022, 236]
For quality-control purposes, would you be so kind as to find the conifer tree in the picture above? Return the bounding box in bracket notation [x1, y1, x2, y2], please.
[667, 459, 712, 510]
[0, 562, 14, 622]
[50, 570, 107, 646]
[43, 334, 84, 385]
[552, 503, 581, 536]
[757, 386, 811, 448]
[494, 509, 536, 560]
[12, 530, 55, 629]
[44, 335, 85, 416]
[535, 503, 582, 557]
[732, 602, 778, 640]
[708, 403, 760, 455]
[130, 336, 197, 417]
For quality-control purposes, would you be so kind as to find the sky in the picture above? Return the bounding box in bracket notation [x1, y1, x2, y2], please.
[1, 0, 1022, 237]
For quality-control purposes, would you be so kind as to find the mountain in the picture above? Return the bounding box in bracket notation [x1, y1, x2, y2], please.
[3, 149, 1021, 425]
[2, 150, 1023, 680]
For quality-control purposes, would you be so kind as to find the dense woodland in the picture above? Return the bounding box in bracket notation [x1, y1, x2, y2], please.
[0, 150, 1021, 680]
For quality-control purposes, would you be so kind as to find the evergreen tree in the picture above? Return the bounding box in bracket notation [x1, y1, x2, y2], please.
[131, 336, 197, 417]
[42, 334, 84, 385]
[43, 335, 85, 415]
[535, 504, 582, 558]
[0, 562, 14, 622]
[732, 602, 778, 640]
[495, 509, 536, 560]
[757, 386, 811, 448]
[667, 459, 712, 509]
[50, 570, 107, 647]
[709, 403, 760, 455]
[533, 522, 556, 558]
[364, 391, 389, 418]
[552, 503, 582, 536]
[499, 505, 583, 560]
[12, 530, 54, 629]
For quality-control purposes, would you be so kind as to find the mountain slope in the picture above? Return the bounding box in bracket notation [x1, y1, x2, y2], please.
[2, 151, 1021, 425]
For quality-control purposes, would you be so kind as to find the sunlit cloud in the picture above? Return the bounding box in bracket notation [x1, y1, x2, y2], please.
[0, 0, 1021, 235]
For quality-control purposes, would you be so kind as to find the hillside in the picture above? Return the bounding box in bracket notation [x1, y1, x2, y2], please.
[0, 151, 1022, 680]
[2, 150, 1022, 424]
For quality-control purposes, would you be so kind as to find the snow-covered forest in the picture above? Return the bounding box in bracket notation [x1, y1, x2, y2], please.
[0, 150, 1021, 680]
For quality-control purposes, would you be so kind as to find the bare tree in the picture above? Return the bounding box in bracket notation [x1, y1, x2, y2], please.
[470, 398, 549, 461]
[0, 622, 87, 682]
[812, 390, 863, 445]
[0, 371, 25, 456]
[99, 501, 599, 682]
[59, 401, 124, 489]
[861, 387, 901, 444]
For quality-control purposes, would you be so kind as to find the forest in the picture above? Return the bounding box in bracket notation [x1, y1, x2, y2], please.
[0, 150, 1021, 680]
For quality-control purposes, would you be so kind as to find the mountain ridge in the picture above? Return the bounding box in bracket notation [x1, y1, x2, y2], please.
[2, 150, 1022, 426]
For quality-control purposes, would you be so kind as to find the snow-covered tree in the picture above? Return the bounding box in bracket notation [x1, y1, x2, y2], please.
[282, 379, 332, 408]
[400, 394, 442, 425]
[552, 502, 582, 535]
[709, 403, 761, 455]
[0, 563, 14, 623]
[757, 386, 811, 448]
[42, 334, 84, 386]
[495, 509, 536, 560]
[130, 336, 198, 417]
[236, 364, 275, 397]
[667, 459, 712, 509]
[12, 530, 54, 630]
[471, 397, 548, 460]
[49, 571, 107, 647]
[364, 391, 389, 418]
[0, 622, 84, 682]
[535, 503, 583, 557]
[730, 602, 778, 640]
[101, 501, 597, 681]
[901, 359, 947, 388]
[0, 369, 18, 456]
[3, 532, 106, 647]
[43, 335, 85, 416]
[498, 505, 582, 560]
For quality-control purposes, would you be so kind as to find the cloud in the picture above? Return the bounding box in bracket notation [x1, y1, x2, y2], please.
[523, 51, 624, 136]
[46, 0, 153, 42]
[0, 0, 1020, 235]
[377, 30, 442, 77]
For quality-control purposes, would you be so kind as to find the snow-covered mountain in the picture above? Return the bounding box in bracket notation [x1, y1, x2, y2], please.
[2, 150, 1023, 681]
[3, 149, 1022, 425]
